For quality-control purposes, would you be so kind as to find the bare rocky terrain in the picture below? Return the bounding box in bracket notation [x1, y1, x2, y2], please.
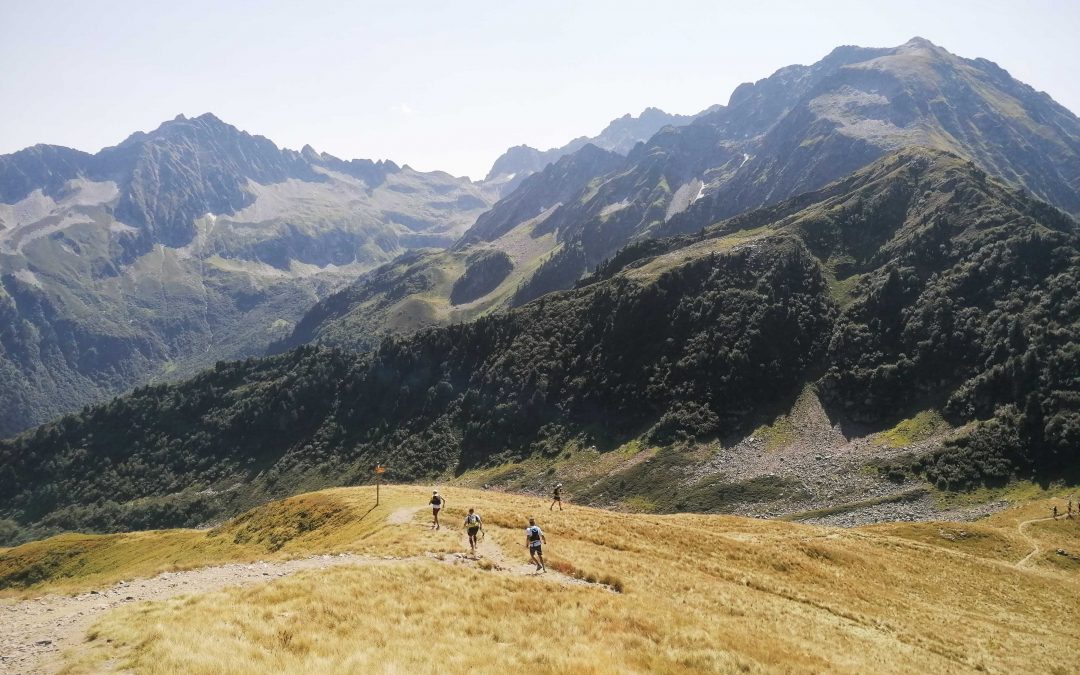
[474, 390, 1013, 528]
[692, 391, 993, 525]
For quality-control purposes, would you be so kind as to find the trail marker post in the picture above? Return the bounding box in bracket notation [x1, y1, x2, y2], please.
[375, 464, 386, 505]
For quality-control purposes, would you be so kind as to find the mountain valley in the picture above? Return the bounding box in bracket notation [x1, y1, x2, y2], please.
[3, 147, 1076, 544]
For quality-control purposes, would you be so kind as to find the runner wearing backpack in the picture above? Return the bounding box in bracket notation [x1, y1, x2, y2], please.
[429, 491, 445, 530]
[550, 483, 563, 511]
[464, 508, 483, 554]
[525, 517, 547, 572]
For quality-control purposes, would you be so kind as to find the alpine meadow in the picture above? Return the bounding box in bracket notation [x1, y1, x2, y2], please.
[1, 3, 1079, 673]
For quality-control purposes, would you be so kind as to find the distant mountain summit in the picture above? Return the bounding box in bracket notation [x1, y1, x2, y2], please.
[1, 113, 404, 250]
[484, 105, 719, 192]
[677, 36, 1080, 225]
[506, 36, 1080, 300]
[0, 114, 495, 436]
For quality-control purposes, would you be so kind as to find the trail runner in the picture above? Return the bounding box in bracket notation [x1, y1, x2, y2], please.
[464, 508, 484, 554]
[430, 491, 445, 530]
[525, 517, 547, 572]
[550, 483, 563, 511]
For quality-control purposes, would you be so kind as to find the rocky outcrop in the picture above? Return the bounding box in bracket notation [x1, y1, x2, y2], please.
[483, 106, 717, 193]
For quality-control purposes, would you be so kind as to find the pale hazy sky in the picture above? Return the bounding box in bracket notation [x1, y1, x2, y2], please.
[2, 1, 1078, 179]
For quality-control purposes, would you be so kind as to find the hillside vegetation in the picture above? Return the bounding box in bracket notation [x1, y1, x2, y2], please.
[1, 148, 1077, 543]
[1, 486, 1077, 673]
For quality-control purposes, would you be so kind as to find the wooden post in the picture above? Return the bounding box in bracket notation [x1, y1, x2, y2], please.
[375, 464, 386, 506]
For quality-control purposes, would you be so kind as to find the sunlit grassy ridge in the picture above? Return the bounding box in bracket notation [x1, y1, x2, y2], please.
[874, 410, 951, 448]
[0, 489, 450, 597]
[0, 486, 1071, 673]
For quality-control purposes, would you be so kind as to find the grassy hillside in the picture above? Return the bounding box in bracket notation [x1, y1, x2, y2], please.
[1, 486, 1077, 673]
[270, 214, 562, 355]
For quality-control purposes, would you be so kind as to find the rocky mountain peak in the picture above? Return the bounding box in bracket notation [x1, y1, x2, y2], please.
[0, 112, 494, 438]
[484, 106, 716, 192]
[901, 36, 942, 50]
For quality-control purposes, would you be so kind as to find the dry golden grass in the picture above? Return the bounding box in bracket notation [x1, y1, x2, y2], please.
[4, 485, 1078, 673]
[864, 521, 1030, 563]
[66, 563, 699, 675]
[0, 489, 457, 597]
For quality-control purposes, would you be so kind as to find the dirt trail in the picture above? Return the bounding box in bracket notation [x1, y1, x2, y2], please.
[387, 502, 605, 588]
[387, 505, 423, 524]
[0, 554, 370, 674]
[1016, 515, 1059, 568]
[434, 537, 609, 591]
[1, 508, 608, 673]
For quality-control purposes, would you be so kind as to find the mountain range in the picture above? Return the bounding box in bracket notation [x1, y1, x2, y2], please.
[0, 104, 702, 439]
[274, 37, 1080, 354]
[0, 113, 500, 437]
[483, 105, 719, 193]
[3, 146, 1076, 541]
[0, 37, 1078, 545]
